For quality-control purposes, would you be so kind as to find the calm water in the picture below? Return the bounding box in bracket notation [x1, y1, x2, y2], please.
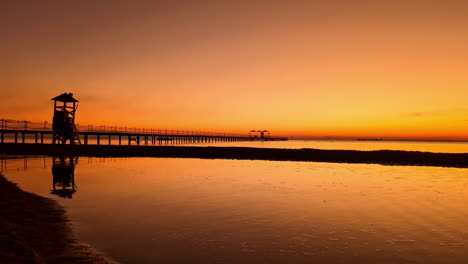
[2, 156, 468, 264]
[179, 140, 468, 153]
[3, 134, 468, 153]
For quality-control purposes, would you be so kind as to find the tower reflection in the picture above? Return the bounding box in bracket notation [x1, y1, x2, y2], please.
[51, 156, 78, 199]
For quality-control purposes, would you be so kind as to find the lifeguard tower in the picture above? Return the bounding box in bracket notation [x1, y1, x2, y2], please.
[51, 93, 81, 144]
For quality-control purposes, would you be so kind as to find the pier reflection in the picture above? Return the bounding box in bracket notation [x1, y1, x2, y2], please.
[51, 156, 78, 199]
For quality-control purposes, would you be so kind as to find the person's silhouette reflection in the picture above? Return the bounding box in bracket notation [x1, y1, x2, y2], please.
[51, 156, 78, 198]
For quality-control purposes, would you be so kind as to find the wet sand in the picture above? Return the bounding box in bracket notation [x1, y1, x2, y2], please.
[1, 143, 467, 168]
[0, 172, 115, 264]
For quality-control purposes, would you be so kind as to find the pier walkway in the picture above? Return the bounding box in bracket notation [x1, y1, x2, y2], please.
[0, 119, 287, 145]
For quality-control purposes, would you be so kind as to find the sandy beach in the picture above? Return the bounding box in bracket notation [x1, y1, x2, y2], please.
[0, 172, 115, 264]
[1, 143, 467, 168]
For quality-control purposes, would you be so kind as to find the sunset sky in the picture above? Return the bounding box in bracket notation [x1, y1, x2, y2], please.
[2, 1, 468, 139]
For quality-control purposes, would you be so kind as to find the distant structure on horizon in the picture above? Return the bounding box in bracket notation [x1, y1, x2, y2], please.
[51, 93, 81, 145]
[249, 130, 270, 139]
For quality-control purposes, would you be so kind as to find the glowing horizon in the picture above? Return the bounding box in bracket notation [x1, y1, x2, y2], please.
[2, 1, 468, 140]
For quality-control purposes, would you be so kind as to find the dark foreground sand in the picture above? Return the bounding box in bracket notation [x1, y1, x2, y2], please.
[1, 143, 468, 168]
[0, 173, 116, 264]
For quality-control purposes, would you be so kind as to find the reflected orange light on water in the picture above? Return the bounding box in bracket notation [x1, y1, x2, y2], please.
[4, 156, 468, 263]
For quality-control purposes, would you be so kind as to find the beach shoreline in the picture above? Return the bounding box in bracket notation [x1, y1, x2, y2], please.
[1, 143, 467, 168]
[0, 172, 116, 264]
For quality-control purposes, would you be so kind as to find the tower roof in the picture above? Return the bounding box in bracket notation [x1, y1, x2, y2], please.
[51, 93, 79, 102]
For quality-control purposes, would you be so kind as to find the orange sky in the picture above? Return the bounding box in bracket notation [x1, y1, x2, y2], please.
[1, 1, 468, 139]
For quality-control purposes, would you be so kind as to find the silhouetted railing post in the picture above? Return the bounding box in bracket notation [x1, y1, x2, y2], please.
[0, 120, 3, 143]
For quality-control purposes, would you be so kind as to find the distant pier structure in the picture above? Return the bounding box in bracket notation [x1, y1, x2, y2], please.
[51, 93, 81, 145]
[249, 130, 271, 140]
[0, 94, 288, 145]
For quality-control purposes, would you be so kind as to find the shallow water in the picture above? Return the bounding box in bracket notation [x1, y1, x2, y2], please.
[3, 156, 468, 264]
[178, 140, 468, 153]
[3, 134, 468, 153]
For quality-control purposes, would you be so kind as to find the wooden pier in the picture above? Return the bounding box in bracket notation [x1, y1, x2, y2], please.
[0, 119, 287, 146]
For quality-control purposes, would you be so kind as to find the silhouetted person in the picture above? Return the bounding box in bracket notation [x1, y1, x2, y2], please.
[52, 110, 65, 133]
[63, 117, 74, 144]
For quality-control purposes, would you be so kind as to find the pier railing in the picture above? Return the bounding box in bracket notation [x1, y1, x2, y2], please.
[0, 119, 248, 137]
